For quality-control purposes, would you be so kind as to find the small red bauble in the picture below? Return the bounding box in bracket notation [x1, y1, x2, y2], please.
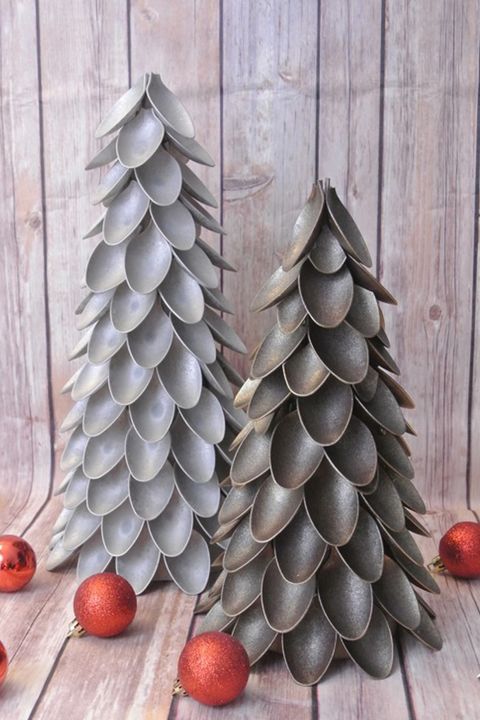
[438, 522, 480, 578]
[72, 573, 137, 638]
[0, 642, 7, 687]
[0, 535, 36, 592]
[176, 631, 250, 706]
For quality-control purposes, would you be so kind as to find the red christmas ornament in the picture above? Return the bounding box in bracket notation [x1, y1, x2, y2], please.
[68, 573, 137, 638]
[174, 631, 250, 706]
[0, 642, 7, 687]
[0, 535, 36, 592]
[432, 522, 480, 579]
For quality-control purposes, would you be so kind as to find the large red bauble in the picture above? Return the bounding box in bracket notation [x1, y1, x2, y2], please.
[178, 631, 250, 706]
[0, 535, 36, 592]
[73, 573, 137, 637]
[439, 522, 480, 578]
[0, 642, 7, 687]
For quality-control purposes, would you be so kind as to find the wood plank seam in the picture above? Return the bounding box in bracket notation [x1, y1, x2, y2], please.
[375, 0, 386, 279]
[396, 639, 417, 720]
[219, 0, 225, 298]
[458, 588, 480, 666]
[126, 0, 132, 86]
[466, 43, 480, 510]
[307, 80, 333, 706]
[9, 566, 68, 666]
[28, 638, 69, 720]
[167, 595, 200, 720]
[31, 0, 55, 528]
[314, 0, 322, 180]
[311, 686, 318, 720]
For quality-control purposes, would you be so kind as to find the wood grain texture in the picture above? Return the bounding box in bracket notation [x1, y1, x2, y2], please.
[221, 0, 319, 375]
[0, 502, 77, 719]
[317, 0, 383, 267]
[469, 98, 480, 509]
[1, 507, 477, 719]
[379, 0, 480, 508]
[130, 0, 221, 254]
[0, 0, 52, 535]
[316, 654, 411, 720]
[32, 584, 196, 720]
[400, 509, 480, 719]
[0, 497, 194, 720]
[38, 0, 129, 469]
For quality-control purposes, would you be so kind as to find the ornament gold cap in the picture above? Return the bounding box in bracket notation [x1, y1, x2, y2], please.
[67, 618, 86, 639]
[428, 555, 446, 574]
[172, 678, 188, 697]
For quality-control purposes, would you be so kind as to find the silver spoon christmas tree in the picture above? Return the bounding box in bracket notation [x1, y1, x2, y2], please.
[47, 73, 247, 596]
[198, 179, 442, 684]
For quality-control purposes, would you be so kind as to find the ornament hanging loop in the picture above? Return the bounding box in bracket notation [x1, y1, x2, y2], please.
[172, 678, 188, 697]
[428, 555, 446, 574]
[67, 618, 86, 639]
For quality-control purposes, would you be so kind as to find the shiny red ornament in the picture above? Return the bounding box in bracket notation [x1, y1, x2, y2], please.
[0, 535, 36, 592]
[176, 631, 250, 706]
[438, 522, 480, 578]
[72, 573, 137, 638]
[0, 642, 7, 687]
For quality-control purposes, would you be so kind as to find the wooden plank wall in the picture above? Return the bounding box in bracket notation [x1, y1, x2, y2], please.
[380, 0, 480, 509]
[0, 0, 480, 516]
[1, 1, 480, 718]
[0, 0, 52, 537]
[1, 0, 479, 520]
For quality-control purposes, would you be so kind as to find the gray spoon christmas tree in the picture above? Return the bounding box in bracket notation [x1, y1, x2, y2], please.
[47, 73, 247, 595]
[198, 179, 442, 684]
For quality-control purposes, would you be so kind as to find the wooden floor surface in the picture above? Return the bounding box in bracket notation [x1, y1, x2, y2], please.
[0, 503, 478, 720]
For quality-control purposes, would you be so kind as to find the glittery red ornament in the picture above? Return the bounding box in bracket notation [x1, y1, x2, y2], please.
[175, 631, 250, 706]
[437, 522, 480, 578]
[0, 535, 36, 593]
[0, 642, 7, 687]
[70, 573, 137, 638]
